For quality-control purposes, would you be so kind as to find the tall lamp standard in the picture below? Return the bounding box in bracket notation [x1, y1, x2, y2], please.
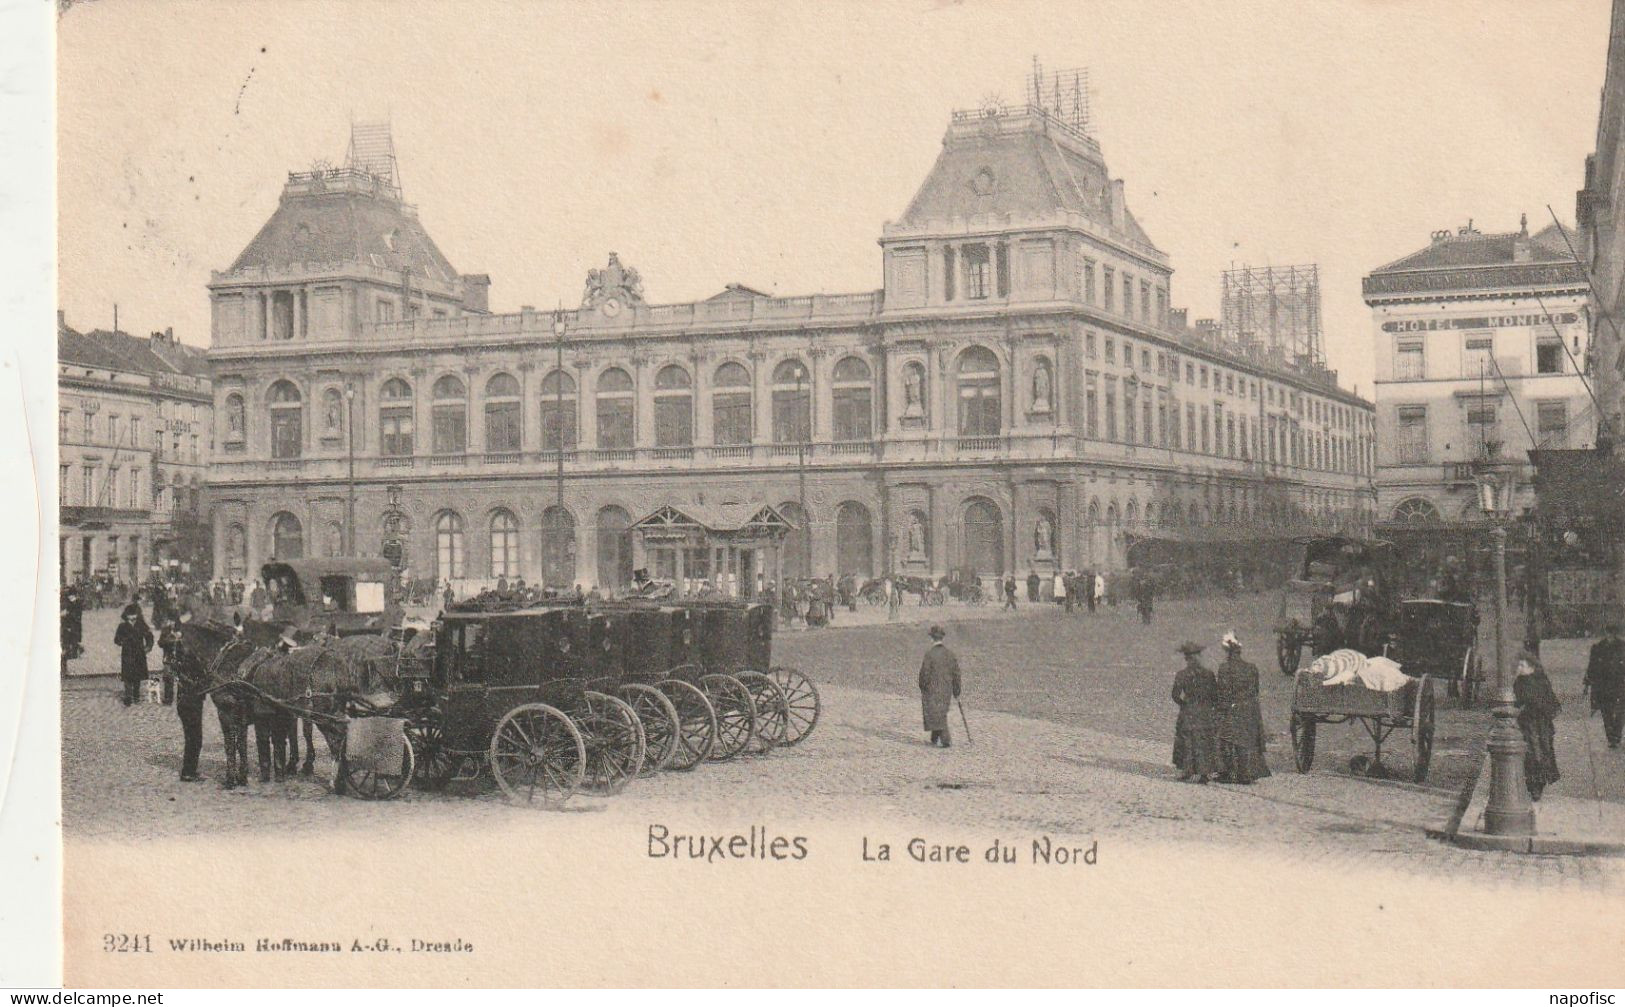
[795, 366, 809, 579]
[345, 382, 356, 555]
[1474, 461, 1536, 836]
[551, 310, 568, 589]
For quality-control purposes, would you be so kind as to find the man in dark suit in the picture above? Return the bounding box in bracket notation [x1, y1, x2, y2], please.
[1585, 621, 1625, 749]
[917, 624, 962, 748]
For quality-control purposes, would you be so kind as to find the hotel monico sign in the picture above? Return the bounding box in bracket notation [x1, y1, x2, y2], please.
[1381, 312, 1580, 333]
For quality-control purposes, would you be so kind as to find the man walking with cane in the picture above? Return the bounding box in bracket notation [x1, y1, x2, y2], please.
[918, 624, 962, 748]
[1585, 620, 1625, 749]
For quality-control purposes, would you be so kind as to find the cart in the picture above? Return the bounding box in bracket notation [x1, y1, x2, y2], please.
[1389, 599, 1484, 703]
[1288, 666, 1435, 783]
[1275, 536, 1398, 675]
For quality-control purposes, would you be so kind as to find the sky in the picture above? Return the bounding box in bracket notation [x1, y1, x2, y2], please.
[55, 0, 1616, 398]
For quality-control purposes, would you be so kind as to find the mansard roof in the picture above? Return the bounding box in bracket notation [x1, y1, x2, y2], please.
[895, 108, 1160, 253]
[226, 171, 460, 283]
[1369, 222, 1575, 274]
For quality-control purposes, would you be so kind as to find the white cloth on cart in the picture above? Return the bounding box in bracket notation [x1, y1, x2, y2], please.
[1309, 648, 1413, 692]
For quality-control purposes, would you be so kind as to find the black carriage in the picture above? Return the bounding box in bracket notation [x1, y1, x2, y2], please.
[1288, 665, 1436, 783]
[1388, 598, 1484, 703]
[403, 605, 645, 803]
[940, 568, 987, 605]
[1275, 536, 1398, 675]
[260, 557, 402, 637]
[687, 600, 820, 746]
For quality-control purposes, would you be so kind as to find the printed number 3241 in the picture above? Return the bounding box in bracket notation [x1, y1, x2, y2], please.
[103, 934, 152, 952]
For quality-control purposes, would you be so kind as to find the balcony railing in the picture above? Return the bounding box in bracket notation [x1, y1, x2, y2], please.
[377, 455, 414, 468]
[482, 451, 522, 465]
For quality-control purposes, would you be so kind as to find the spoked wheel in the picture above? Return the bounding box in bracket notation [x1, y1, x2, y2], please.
[735, 670, 787, 753]
[617, 683, 681, 775]
[656, 678, 717, 771]
[488, 703, 586, 805]
[406, 717, 454, 791]
[578, 691, 646, 794]
[1290, 712, 1317, 773]
[342, 733, 415, 800]
[769, 666, 821, 746]
[700, 673, 757, 762]
[1277, 629, 1302, 676]
[1412, 677, 1436, 784]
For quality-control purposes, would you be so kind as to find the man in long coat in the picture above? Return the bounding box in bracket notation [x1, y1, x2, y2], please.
[1584, 621, 1625, 749]
[1214, 631, 1271, 783]
[917, 624, 962, 748]
[160, 616, 209, 782]
[1171, 641, 1218, 783]
[113, 602, 154, 706]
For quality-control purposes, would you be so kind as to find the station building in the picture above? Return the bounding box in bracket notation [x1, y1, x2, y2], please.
[206, 111, 1375, 593]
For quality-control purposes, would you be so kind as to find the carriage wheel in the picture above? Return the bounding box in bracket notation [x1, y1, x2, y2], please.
[617, 683, 681, 775]
[406, 718, 454, 790]
[578, 691, 646, 794]
[769, 666, 821, 746]
[488, 703, 586, 805]
[1290, 712, 1316, 773]
[700, 673, 757, 761]
[1276, 630, 1301, 676]
[864, 590, 884, 607]
[736, 671, 788, 753]
[656, 679, 717, 771]
[342, 733, 415, 800]
[1412, 678, 1436, 783]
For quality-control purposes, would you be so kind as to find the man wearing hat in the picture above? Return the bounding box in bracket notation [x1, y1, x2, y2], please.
[1171, 641, 1219, 783]
[917, 624, 962, 748]
[1215, 631, 1271, 783]
[1585, 621, 1625, 749]
[113, 601, 154, 707]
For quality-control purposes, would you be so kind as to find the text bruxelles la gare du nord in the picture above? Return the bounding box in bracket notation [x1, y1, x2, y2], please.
[643, 825, 1098, 866]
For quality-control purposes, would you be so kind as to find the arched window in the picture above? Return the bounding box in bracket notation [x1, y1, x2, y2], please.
[542, 506, 576, 588]
[835, 501, 874, 577]
[956, 347, 1001, 437]
[712, 362, 752, 446]
[267, 380, 302, 459]
[595, 505, 633, 588]
[489, 509, 519, 578]
[654, 364, 693, 448]
[772, 360, 810, 444]
[152, 470, 167, 513]
[1125, 499, 1139, 526]
[321, 386, 344, 438]
[596, 368, 635, 451]
[778, 501, 810, 581]
[1392, 497, 1441, 523]
[225, 523, 247, 578]
[540, 369, 577, 451]
[271, 511, 304, 560]
[380, 378, 414, 457]
[434, 511, 465, 582]
[432, 375, 467, 455]
[1087, 499, 1100, 525]
[224, 392, 246, 445]
[484, 373, 521, 453]
[1145, 501, 1158, 527]
[831, 356, 874, 442]
[963, 497, 1004, 576]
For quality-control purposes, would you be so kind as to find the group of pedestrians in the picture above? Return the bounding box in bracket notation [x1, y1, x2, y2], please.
[1170, 632, 1270, 785]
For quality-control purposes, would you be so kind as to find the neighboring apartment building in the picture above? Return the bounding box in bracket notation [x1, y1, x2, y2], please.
[207, 115, 1373, 591]
[1581, 0, 1625, 442]
[1363, 220, 1591, 524]
[58, 314, 213, 583]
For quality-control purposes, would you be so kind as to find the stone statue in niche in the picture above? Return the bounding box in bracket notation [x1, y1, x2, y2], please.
[1032, 360, 1052, 412]
[902, 363, 925, 418]
[227, 399, 244, 435]
[908, 513, 926, 558]
[1034, 514, 1053, 555]
[324, 393, 342, 432]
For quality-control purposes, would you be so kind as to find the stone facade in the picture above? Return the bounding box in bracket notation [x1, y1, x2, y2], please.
[1362, 221, 1591, 524]
[207, 111, 1375, 591]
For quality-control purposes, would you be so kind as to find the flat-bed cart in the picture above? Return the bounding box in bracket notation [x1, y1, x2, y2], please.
[1288, 668, 1436, 783]
[403, 605, 645, 803]
[1389, 599, 1484, 703]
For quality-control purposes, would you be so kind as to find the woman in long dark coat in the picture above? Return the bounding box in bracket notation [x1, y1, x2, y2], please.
[1514, 650, 1561, 801]
[918, 624, 962, 748]
[1215, 632, 1271, 784]
[1171, 641, 1218, 783]
[113, 602, 153, 706]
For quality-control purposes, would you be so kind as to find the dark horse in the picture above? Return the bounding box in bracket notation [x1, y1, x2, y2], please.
[163, 618, 323, 788]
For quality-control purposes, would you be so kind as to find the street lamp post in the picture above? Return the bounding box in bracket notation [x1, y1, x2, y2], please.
[345, 382, 356, 556]
[795, 367, 809, 579]
[552, 310, 568, 589]
[1475, 464, 1536, 836]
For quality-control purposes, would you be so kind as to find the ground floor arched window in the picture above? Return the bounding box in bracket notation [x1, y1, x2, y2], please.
[835, 501, 873, 578]
[489, 509, 519, 579]
[270, 511, 303, 560]
[543, 506, 576, 589]
[962, 497, 1004, 577]
[435, 511, 465, 582]
[596, 505, 633, 590]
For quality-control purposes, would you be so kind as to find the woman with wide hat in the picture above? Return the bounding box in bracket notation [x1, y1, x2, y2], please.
[1171, 641, 1218, 783]
[113, 602, 154, 706]
[1215, 631, 1271, 784]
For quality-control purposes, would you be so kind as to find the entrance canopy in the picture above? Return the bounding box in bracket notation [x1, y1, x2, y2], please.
[630, 501, 796, 600]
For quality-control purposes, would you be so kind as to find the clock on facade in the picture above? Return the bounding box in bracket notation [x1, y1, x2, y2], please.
[601, 297, 623, 318]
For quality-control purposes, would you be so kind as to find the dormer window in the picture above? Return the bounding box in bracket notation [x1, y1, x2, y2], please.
[963, 244, 991, 299]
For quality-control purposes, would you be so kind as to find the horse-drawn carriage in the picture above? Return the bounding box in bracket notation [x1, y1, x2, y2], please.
[859, 575, 943, 607]
[1274, 536, 1398, 676]
[260, 558, 401, 637]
